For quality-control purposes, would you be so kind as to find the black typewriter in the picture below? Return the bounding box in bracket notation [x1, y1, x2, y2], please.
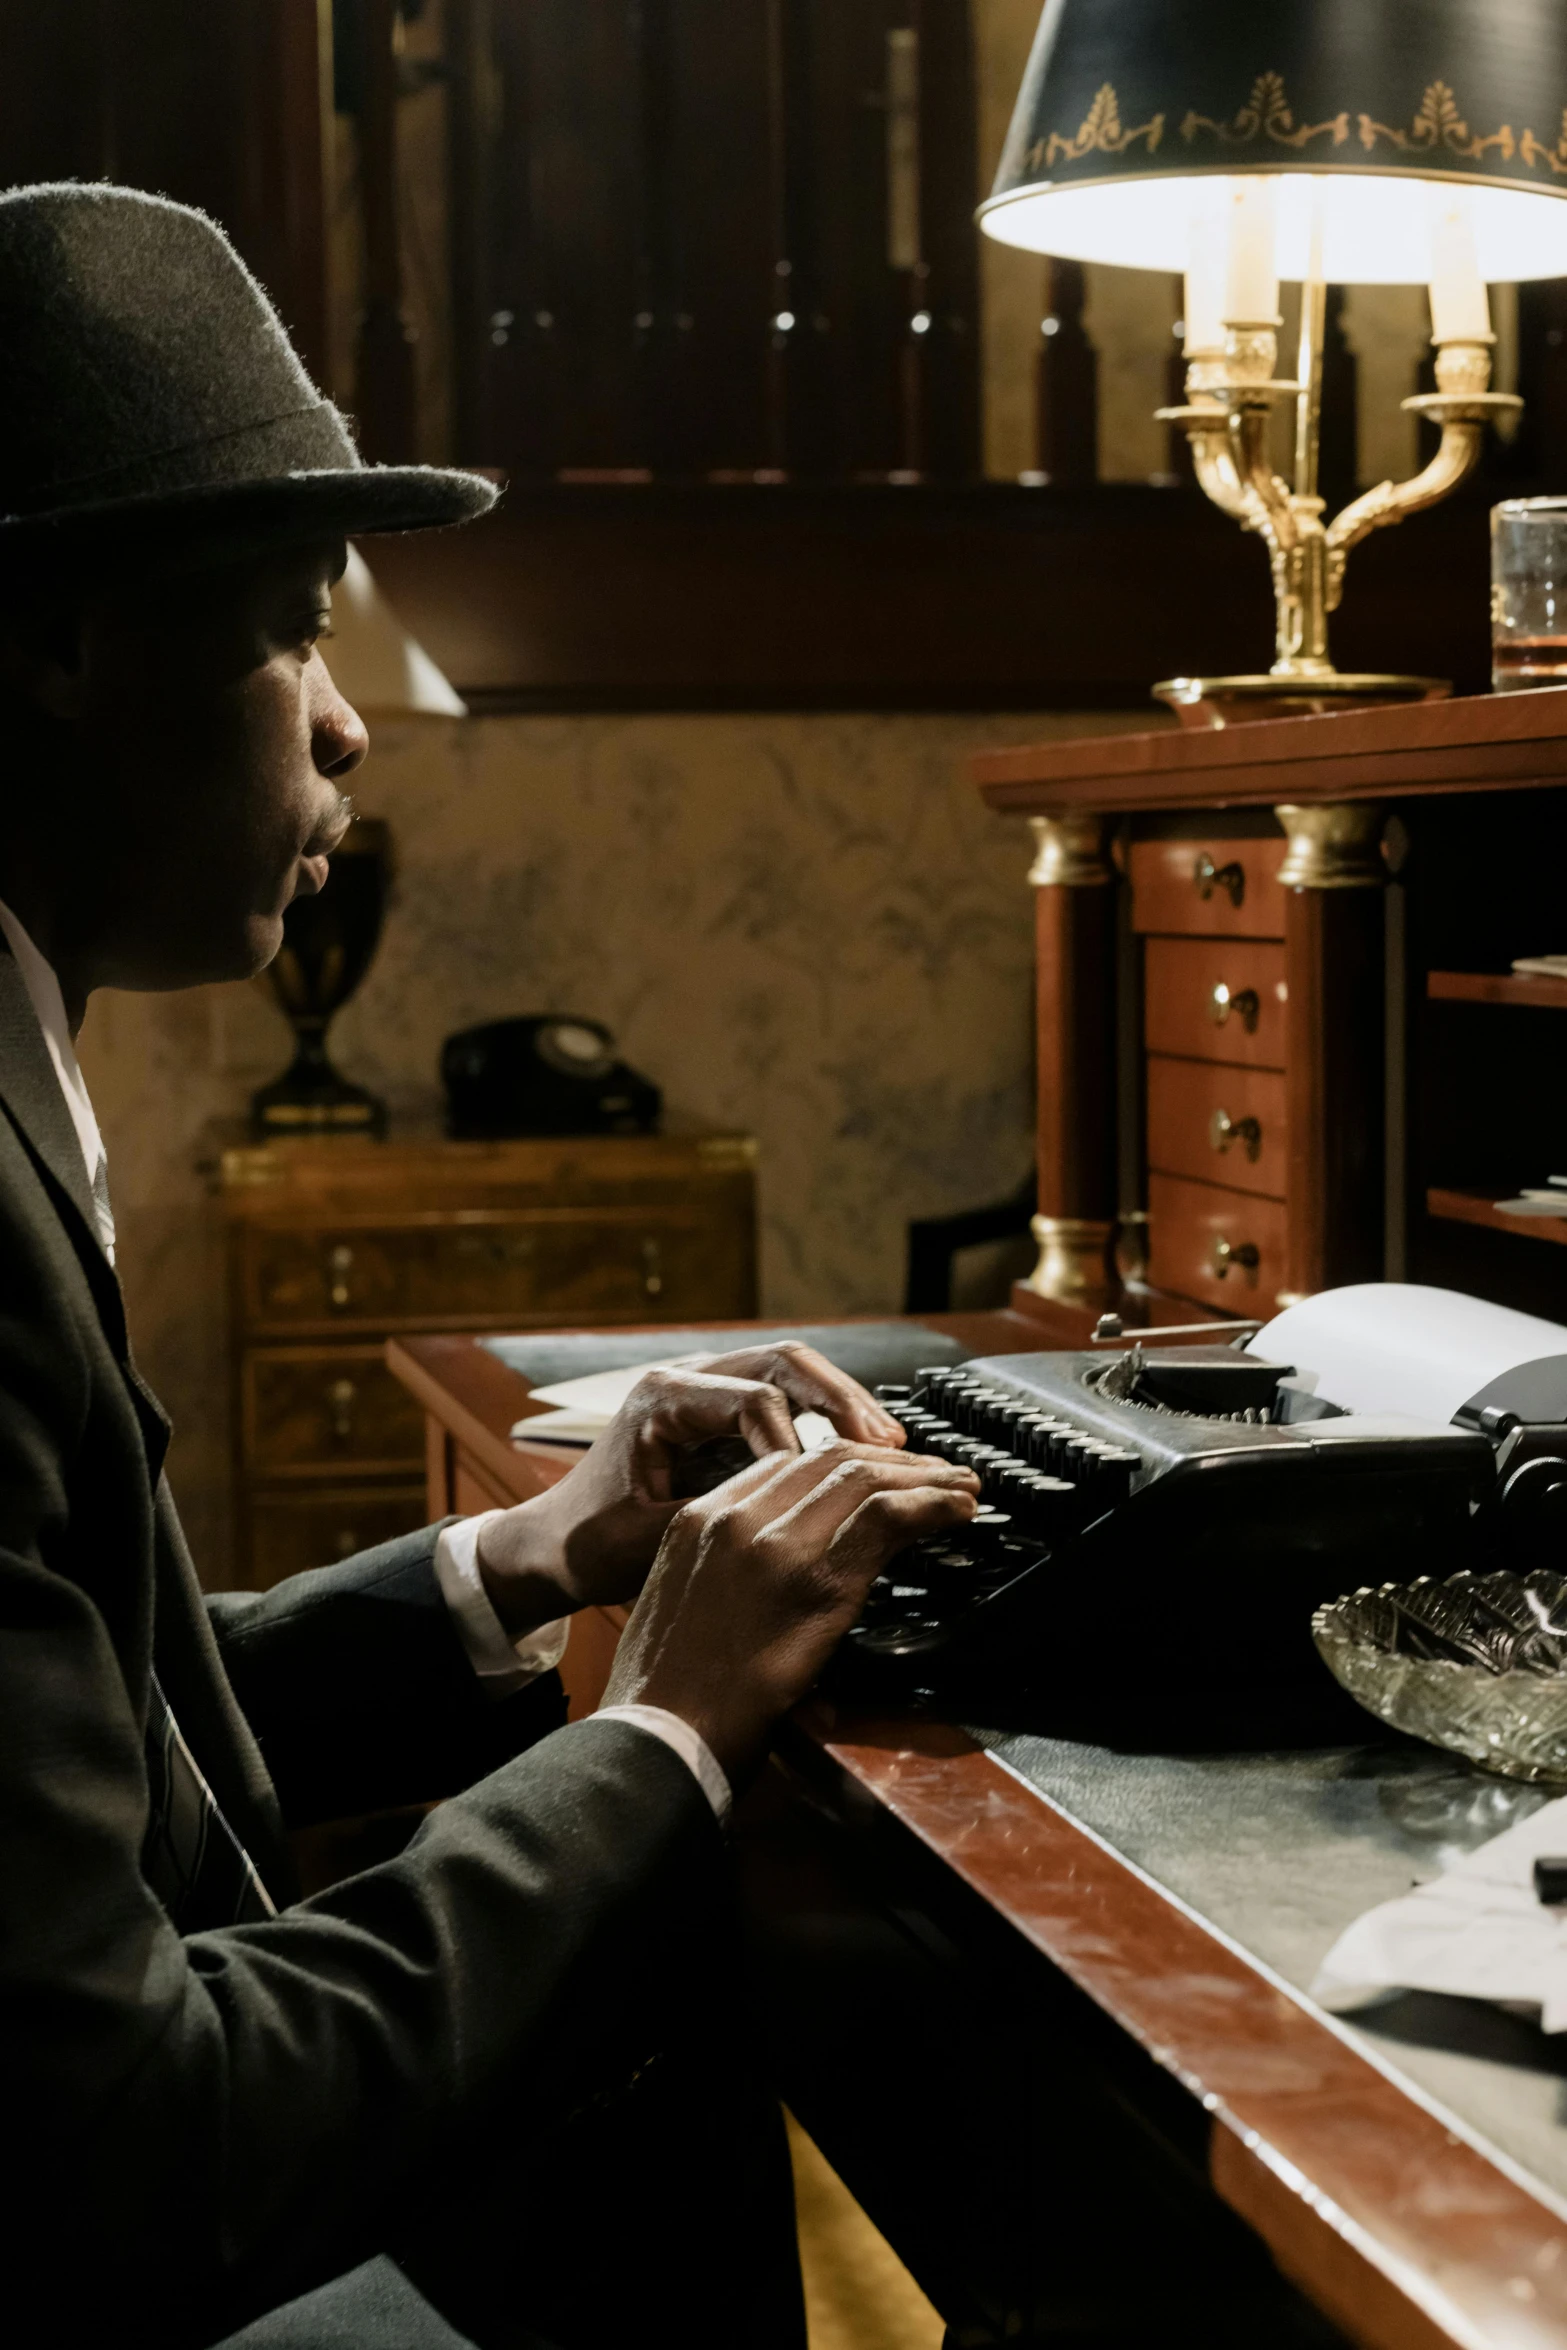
[825, 1343, 1492, 1718]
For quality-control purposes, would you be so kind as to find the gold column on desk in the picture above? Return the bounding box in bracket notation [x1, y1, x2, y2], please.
[1025, 815, 1118, 1309]
[981, 1, 1567, 724]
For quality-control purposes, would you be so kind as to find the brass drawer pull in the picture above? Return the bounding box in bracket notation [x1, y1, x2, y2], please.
[1208, 981, 1260, 1033]
[327, 1377, 357, 1442]
[1209, 1107, 1262, 1163]
[642, 1237, 664, 1298]
[327, 1243, 354, 1309]
[1194, 853, 1245, 908]
[1211, 1235, 1260, 1279]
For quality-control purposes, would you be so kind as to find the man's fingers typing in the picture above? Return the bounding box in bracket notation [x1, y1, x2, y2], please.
[694, 1438, 973, 1533]
[672, 1342, 903, 1447]
[629, 1366, 802, 1461]
[735, 1445, 977, 1558]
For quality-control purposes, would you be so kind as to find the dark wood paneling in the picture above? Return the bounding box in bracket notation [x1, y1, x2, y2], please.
[365, 480, 1511, 713]
[446, 0, 976, 484]
[0, 0, 332, 388]
[1037, 260, 1096, 489]
[354, 0, 418, 460]
[660, 2, 777, 476]
[914, 0, 979, 480]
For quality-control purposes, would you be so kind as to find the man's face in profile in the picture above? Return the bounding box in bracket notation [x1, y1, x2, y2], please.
[10, 533, 368, 999]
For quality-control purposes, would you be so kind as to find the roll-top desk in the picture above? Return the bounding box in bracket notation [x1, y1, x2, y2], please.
[972, 689, 1567, 1337]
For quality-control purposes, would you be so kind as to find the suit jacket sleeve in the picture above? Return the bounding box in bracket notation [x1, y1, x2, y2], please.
[205, 1530, 569, 1826]
[8, 1564, 718, 2348]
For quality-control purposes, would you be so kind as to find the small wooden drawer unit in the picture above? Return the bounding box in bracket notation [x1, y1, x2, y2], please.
[220, 1131, 758, 1586]
[973, 698, 1567, 1341]
[1134, 835, 1291, 1312]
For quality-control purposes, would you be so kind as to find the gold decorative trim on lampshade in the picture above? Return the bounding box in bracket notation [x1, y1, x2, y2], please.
[322, 545, 467, 719]
[980, 0, 1567, 282]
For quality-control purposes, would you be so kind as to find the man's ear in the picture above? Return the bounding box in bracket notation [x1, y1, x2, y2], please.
[0, 592, 86, 722]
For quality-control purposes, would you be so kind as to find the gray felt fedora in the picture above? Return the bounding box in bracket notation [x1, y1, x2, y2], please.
[0, 181, 496, 556]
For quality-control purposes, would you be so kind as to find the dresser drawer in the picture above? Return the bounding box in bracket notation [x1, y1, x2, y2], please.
[246, 1484, 429, 1589]
[1145, 1058, 1287, 1200]
[1144, 938, 1288, 1069]
[240, 1209, 747, 1332]
[1145, 1172, 1288, 1311]
[242, 1346, 425, 1477]
[1130, 838, 1287, 939]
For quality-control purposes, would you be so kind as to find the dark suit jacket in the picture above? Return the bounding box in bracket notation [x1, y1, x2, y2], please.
[0, 953, 722, 2346]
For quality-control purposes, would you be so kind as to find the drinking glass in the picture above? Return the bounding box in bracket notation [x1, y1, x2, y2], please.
[1492, 498, 1567, 690]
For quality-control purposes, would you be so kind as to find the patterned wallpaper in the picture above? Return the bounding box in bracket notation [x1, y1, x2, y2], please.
[78, 707, 1142, 1579]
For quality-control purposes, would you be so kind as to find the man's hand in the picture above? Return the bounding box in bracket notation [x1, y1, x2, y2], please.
[601, 1442, 979, 1785]
[474, 1343, 907, 1637]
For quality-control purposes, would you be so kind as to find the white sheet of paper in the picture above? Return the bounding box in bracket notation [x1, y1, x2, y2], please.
[1249, 1283, 1567, 1427]
[1313, 1792, 1567, 2031]
[510, 1356, 836, 1453]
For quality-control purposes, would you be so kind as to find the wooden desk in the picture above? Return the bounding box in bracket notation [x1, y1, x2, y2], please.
[391, 1323, 1567, 2350]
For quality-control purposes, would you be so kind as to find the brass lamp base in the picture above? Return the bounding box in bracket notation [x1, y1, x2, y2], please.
[1156, 301, 1517, 718]
[1154, 671, 1450, 730]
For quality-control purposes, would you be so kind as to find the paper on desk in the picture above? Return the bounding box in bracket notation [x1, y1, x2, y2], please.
[1250, 1284, 1567, 1428]
[1313, 1794, 1567, 2032]
[510, 1360, 835, 1452]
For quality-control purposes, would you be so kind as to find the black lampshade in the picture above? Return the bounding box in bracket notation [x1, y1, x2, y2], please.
[982, 0, 1567, 281]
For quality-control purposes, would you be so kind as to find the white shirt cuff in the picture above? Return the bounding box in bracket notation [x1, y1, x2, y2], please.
[595, 1704, 732, 1822]
[433, 1512, 570, 1698]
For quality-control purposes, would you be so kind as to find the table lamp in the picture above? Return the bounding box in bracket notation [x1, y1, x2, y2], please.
[981, 0, 1567, 721]
[251, 549, 466, 1137]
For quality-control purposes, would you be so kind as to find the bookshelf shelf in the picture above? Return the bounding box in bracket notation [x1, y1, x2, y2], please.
[1427, 1187, 1567, 1246]
[1427, 970, 1567, 1009]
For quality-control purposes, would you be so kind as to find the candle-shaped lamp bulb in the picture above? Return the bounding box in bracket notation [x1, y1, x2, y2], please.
[1183, 188, 1227, 355]
[1429, 195, 1491, 342]
[1222, 175, 1279, 325]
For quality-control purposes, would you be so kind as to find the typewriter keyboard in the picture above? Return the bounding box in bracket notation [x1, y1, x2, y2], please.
[845, 1366, 1141, 1661]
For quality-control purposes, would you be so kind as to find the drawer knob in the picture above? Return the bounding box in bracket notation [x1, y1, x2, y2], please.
[642, 1237, 664, 1298]
[327, 1377, 357, 1442]
[327, 1243, 354, 1309]
[1194, 853, 1245, 908]
[1209, 1107, 1262, 1163]
[1208, 981, 1260, 1033]
[1211, 1235, 1261, 1279]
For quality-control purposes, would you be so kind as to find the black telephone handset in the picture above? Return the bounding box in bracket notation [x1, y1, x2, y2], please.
[442, 1016, 662, 1139]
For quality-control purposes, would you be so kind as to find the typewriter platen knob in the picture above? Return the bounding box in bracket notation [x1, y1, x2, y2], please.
[1501, 1454, 1567, 1541]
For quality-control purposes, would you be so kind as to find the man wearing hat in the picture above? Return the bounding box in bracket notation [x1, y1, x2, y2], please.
[0, 183, 978, 2349]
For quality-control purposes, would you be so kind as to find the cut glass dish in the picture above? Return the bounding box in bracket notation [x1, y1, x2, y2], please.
[1314, 1569, 1567, 1784]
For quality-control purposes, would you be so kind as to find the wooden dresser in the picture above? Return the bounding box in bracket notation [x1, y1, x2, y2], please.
[971, 690, 1567, 1337]
[216, 1130, 758, 1586]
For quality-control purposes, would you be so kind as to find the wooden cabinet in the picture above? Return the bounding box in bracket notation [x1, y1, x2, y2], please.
[972, 693, 1567, 1334]
[219, 1130, 758, 1585]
